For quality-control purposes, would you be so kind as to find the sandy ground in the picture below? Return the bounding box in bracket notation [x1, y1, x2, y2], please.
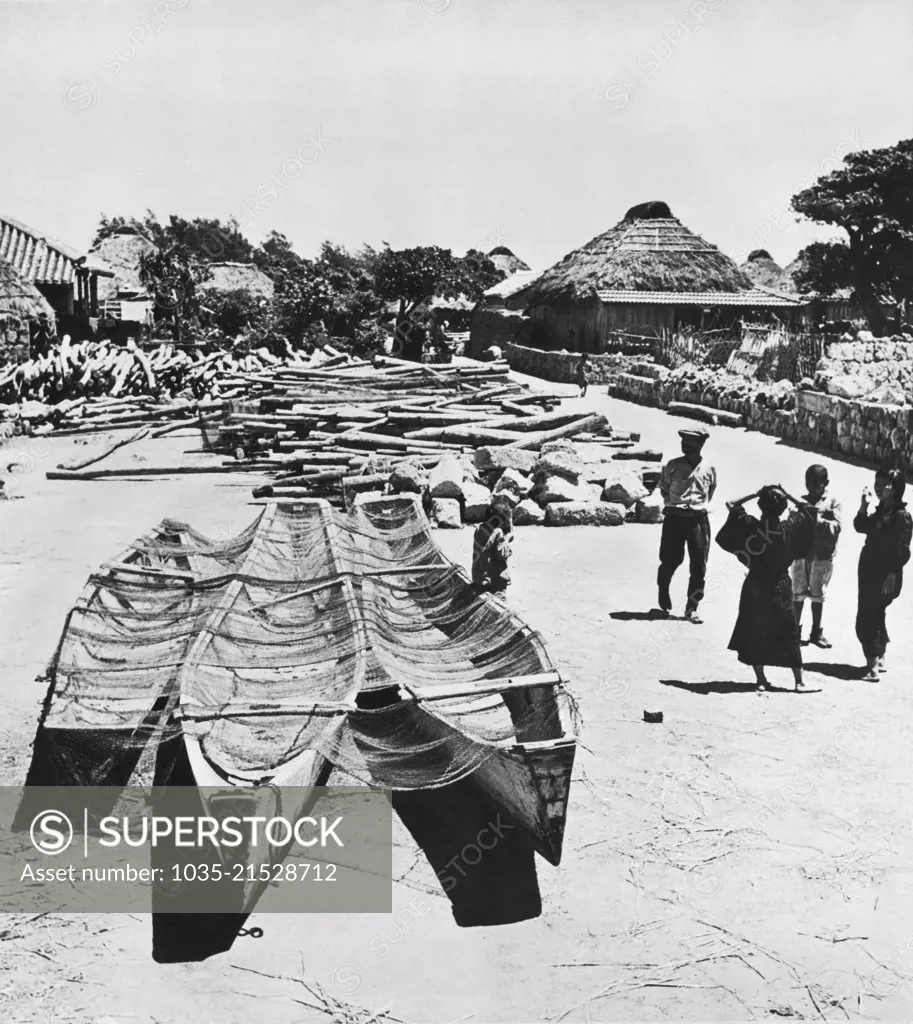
[2, 376, 913, 1023]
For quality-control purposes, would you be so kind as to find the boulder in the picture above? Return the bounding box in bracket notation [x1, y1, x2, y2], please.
[634, 491, 664, 523]
[545, 501, 626, 526]
[474, 446, 537, 475]
[493, 468, 531, 505]
[389, 459, 428, 494]
[533, 449, 583, 483]
[428, 455, 464, 499]
[601, 466, 648, 508]
[462, 481, 493, 523]
[827, 374, 869, 400]
[532, 474, 601, 505]
[512, 498, 545, 525]
[431, 497, 462, 529]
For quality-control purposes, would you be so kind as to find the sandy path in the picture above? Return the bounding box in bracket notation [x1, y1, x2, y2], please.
[1, 384, 912, 1023]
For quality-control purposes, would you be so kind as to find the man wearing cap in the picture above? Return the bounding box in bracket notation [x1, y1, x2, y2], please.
[655, 428, 717, 623]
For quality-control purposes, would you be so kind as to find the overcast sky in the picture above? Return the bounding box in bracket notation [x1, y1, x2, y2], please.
[1, 0, 910, 271]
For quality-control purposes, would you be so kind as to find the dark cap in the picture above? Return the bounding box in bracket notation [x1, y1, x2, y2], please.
[678, 428, 709, 440]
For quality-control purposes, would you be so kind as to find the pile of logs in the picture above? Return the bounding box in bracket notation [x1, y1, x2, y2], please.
[0, 336, 300, 408]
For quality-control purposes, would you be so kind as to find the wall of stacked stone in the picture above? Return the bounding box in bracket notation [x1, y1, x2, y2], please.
[505, 342, 631, 384]
[609, 372, 912, 470]
[814, 336, 913, 404]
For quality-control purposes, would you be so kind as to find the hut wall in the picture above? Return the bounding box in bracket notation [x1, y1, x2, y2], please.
[0, 315, 32, 366]
[528, 301, 674, 352]
[468, 307, 534, 358]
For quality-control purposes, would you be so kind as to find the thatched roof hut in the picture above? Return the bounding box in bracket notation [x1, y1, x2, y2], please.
[89, 229, 157, 300]
[740, 250, 798, 295]
[525, 202, 753, 305]
[522, 202, 804, 350]
[0, 258, 56, 322]
[201, 262, 275, 300]
[487, 246, 531, 276]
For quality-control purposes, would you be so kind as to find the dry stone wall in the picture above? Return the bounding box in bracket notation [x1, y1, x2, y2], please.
[505, 342, 630, 384]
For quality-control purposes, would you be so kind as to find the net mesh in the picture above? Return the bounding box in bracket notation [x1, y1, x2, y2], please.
[36, 496, 579, 791]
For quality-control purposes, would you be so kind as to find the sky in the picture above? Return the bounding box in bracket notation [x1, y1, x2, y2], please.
[1, 0, 911, 272]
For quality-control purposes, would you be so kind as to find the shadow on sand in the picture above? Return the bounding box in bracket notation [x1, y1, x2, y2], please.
[660, 679, 759, 695]
[803, 661, 865, 680]
[610, 610, 677, 622]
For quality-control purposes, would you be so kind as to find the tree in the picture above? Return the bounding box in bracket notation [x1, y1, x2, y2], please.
[791, 241, 856, 300]
[791, 138, 913, 332]
[372, 245, 504, 360]
[138, 243, 205, 342]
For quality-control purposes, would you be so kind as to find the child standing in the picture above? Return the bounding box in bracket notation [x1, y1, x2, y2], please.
[575, 354, 590, 397]
[791, 464, 841, 648]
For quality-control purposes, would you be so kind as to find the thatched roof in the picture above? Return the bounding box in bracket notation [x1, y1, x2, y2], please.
[482, 268, 542, 303]
[740, 249, 798, 294]
[487, 246, 531, 276]
[90, 229, 157, 300]
[200, 262, 275, 299]
[524, 201, 753, 306]
[0, 257, 56, 322]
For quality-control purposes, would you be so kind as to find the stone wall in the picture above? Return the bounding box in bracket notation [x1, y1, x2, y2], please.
[814, 336, 913, 405]
[610, 368, 912, 470]
[505, 342, 632, 384]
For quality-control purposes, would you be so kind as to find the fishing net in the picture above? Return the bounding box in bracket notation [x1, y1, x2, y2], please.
[25, 496, 578, 794]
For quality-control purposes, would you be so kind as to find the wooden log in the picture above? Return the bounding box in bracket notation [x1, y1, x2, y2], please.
[667, 401, 744, 428]
[56, 428, 151, 472]
[502, 413, 608, 450]
[46, 463, 253, 480]
[612, 448, 663, 461]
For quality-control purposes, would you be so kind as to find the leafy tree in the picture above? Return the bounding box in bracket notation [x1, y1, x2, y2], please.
[164, 216, 255, 264]
[791, 241, 856, 299]
[791, 138, 913, 331]
[372, 245, 505, 360]
[138, 243, 206, 342]
[198, 289, 268, 340]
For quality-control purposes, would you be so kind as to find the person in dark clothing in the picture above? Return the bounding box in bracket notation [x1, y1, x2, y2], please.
[575, 354, 590, 397]
[854, 468, 913, 681]
[472, 497, 514, 593]
[716, 485, 817, 691]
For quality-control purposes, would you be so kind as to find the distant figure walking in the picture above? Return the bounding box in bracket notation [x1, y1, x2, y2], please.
[472, 496, 514, 594]
[575, 354, 590, 397]
[791, 464, 841, 648]
[716, 485, 816, 691]
[655, 428, 716, 623]
[854, 468, 912, 681]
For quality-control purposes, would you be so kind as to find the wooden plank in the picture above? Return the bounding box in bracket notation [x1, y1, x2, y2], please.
[403, 671, 562, 702]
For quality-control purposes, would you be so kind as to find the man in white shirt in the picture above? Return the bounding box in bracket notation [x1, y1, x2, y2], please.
[655, 428, 717, 623]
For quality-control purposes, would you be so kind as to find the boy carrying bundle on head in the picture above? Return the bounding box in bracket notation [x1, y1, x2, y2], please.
[791, 464, 841, 647]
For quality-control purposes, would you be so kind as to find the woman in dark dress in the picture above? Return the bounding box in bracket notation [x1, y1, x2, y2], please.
[854, 468, 913, 681]
[716, 485, 817, 690]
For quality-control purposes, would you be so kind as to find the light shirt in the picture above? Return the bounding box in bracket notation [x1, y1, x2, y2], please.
[659, 455, 717, 513]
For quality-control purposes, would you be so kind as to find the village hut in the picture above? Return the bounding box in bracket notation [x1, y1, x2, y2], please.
[200, 261, 275, 300]
[0, 215, 113, 332]
[521, 201, 804, 351]
[0, 258, 56, 365]
[740, 249, 799, 294]
[467, 269, 542, 358]
[487, 245, 531, 276]
[89, 228, 157, 326]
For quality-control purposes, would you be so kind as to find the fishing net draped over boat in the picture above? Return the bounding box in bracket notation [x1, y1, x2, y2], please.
[27, 496, 578, 795]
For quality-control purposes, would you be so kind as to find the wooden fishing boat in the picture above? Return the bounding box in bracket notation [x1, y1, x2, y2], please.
[18, 494, 578, 955]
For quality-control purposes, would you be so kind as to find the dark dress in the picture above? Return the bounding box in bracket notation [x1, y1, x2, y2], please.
[716, 504, 816, 667]
[854, 502, 913, 659]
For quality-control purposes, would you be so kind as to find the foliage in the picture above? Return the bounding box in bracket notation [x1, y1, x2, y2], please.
[198, 288, 268, 340]
[137, 243, 206, 342]
[791, 138, 913, 330]
[791, 241, 856, 298]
